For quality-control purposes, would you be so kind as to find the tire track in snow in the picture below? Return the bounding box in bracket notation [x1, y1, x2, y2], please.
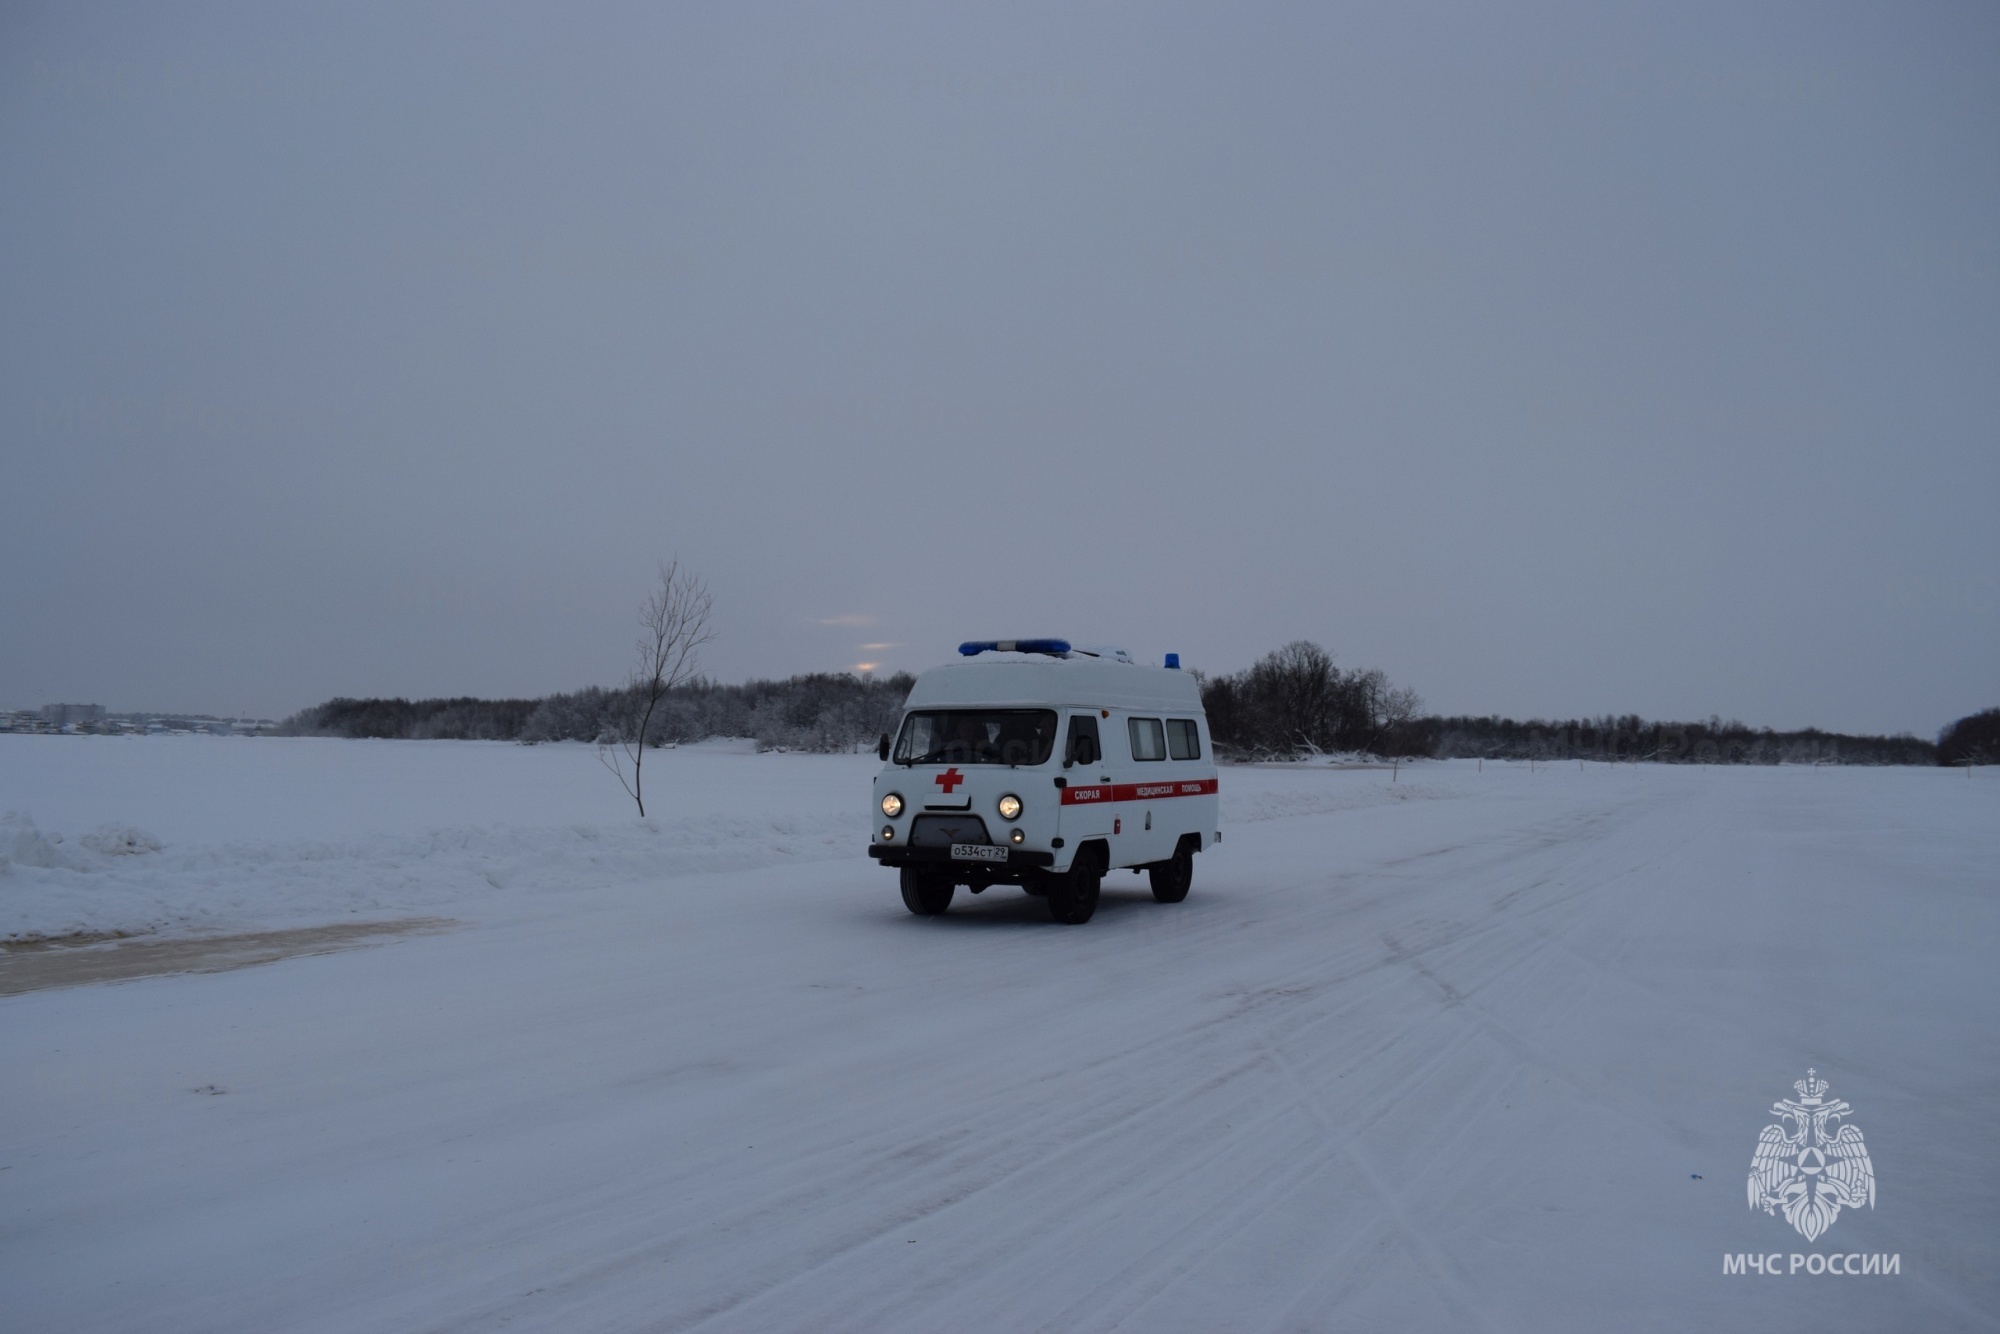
[410, 778, 1679, 1332]
[669, 804, 1650, 1331]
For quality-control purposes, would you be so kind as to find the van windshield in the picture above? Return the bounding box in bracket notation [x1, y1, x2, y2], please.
[894, 710, 1058, 766]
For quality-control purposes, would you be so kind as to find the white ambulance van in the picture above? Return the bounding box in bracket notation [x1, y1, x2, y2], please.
[868, 639, 1220, 924]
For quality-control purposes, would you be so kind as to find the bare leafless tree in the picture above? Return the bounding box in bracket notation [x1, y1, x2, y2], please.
[1248, 640, 1336, 755]
[599, 561, 715, 816]
[1354, 668, 1423, 753]
[1379, 684, 1423, 730]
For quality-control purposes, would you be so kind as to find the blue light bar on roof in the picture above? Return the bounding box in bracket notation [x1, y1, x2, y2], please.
[958, 639, 1072, 658]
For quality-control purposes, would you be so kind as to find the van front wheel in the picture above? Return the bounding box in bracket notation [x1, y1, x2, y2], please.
[1149, 840, 1194, 904]
[1047, 855, 1101, 925]
[900, 867, 954, 916]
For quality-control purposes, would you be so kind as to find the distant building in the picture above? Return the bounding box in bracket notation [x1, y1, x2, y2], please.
[40, 703, 106, 726]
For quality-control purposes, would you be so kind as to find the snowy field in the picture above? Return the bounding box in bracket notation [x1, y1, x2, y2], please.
[2, 735, 1996, 1331]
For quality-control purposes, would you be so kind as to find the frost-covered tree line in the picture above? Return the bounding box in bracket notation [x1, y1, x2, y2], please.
[281, 640, 1958, 767]
[279, 673, 917, 754]
[1197, 641, 1427, 758]
[1194, 640, 1939, 765]
[1411, 714, 1935, 766]
[1936, 707, 2000, 767]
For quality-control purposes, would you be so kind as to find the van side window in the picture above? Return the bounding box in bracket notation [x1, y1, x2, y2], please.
[1167, 718, 1201, 760]
[1128, 717, 1167, 761]
[1065, 714, 1101, 767]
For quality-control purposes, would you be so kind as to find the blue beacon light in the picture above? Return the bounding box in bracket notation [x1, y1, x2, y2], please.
[959, 639, 1072, 658]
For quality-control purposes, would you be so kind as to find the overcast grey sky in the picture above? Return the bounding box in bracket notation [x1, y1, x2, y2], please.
[3, 2, 1994, 733]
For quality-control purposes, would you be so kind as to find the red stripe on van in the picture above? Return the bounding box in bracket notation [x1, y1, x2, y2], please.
[1059, 777, 1218, 805]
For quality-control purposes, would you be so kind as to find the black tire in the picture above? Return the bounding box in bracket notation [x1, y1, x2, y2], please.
[1046, 852, 1102, 925]
[1149, 839, 1194, 904]
[900, 866, 954, 916]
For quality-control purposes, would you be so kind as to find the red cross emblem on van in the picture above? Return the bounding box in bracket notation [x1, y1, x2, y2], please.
[934, 767, 964, 794]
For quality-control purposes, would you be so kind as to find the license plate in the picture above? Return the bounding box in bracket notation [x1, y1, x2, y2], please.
[950, 843, 1008, 863]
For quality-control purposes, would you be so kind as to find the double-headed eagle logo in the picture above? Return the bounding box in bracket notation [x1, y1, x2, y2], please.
[1748, 1069, 1875, 1242]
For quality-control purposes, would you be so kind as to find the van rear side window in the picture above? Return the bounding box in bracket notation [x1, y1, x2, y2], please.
[1128, 717, 1167, 761]
[1167, 718, 1201, 760]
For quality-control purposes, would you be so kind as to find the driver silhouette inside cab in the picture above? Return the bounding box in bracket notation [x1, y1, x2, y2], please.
[1002, 713, 1055, 766]
[942, 715, 993, 765]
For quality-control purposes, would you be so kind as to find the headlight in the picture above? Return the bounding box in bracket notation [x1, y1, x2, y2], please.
[881, 792, 904, 818]
[997, 793, 1022, 820]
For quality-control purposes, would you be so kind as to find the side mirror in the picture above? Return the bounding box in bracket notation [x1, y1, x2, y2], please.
[877, 733, 890, 762]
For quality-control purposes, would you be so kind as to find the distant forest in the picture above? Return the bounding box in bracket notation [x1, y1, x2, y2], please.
[1936, 707, 1999, 767]
[1404, 715, 1934, 766]
[1191, 641, 1936, 765]
[279, 641, 1968, 767]
[282, 673, 915, 755]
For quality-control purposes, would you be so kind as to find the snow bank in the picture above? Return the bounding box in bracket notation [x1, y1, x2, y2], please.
[0, 737, 1475, 941]
[0, 736, 877, 940]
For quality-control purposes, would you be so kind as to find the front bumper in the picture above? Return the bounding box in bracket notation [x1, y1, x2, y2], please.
[868, 844, 1056, 871]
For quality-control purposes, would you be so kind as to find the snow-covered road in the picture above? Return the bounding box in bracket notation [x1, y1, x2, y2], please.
[3, 739, 1995, 1330]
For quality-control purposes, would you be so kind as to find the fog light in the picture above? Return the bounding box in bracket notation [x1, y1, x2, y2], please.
[997, 793, 1022, 820]
[881, 825, 895, 841]
[1010, 828, 1024, 844]
[881, 792, 904, 818]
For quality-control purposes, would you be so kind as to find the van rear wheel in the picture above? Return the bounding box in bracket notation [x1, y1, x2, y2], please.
[1149, 840, 1194, 904]
[1047, 854, 1101, 925]
[900, 867, 954, 916]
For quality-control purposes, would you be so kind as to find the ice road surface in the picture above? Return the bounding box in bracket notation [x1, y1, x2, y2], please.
[2, 736, 1995, 1332]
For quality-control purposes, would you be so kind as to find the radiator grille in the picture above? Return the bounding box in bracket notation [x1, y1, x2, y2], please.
[909, 814, 993, 847]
